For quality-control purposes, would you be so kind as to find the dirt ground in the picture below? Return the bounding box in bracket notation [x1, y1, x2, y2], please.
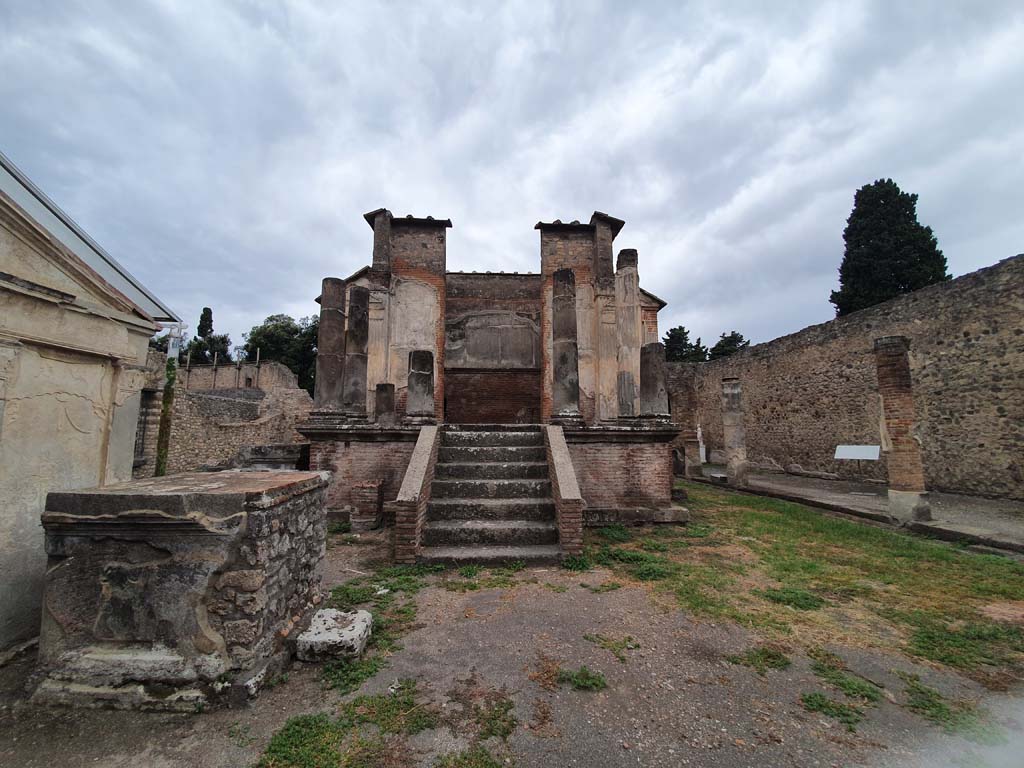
[2, 511, 1023, 767]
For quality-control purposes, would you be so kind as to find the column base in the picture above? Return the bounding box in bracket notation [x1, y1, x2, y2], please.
[888, 490, 932, 522]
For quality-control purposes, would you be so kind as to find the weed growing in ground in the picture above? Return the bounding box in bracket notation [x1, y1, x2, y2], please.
[582, 581, 622, 593]
[327, 521, 352, 535]
[807, 649, 882, 703]
[259, 681, 439, 767]
[321, 657, 384, 695]
[475, 696, 517, 740]
[442, 567, 518, 593]
[321, 563, 444, 691]
[900, 612, 1024, 670]
[639, 538, 670, 552]
[459, 565, 482, 579]
[598, 524, 631, 542]
[800, 692, 864, 731]
[561, 555, 591, 572]
[727, 646, 791, 675]
[895, 671, 1003, 743]
[584, 633, 639, 663]
[557, 665, 607, 691]
[760, 587, 826, 611]
[542, 582, 568, 593]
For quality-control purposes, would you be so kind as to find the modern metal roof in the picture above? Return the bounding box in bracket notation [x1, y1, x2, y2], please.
[0, 149, 180, 323]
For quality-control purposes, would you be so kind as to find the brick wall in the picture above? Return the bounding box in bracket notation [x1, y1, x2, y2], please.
[668, 254, 1024, 499]
[566, 441, 673, 510]
[308, 438, 416, 516]
[445, 369, 541, 423]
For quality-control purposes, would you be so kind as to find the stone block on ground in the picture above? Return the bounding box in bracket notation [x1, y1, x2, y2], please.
[296, 609, 372, 662]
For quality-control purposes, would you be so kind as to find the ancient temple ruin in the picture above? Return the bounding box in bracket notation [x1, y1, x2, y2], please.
[298, 209, 685, 564]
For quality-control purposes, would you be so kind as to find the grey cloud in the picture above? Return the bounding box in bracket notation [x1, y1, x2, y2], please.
[1, 0, 1022, 348]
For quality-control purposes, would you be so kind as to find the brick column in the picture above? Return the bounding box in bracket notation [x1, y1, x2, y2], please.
[874, 336, 931, 522]
[313, 278, 346, 411]
[721, 377, 749, 488]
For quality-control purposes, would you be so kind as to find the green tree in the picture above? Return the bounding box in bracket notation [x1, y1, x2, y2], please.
[662, 326, 708, 362]
[830, 179, 950, 316]
[708, 330, 749, 360]
[243, 314, 319, 394]
[183, 307, 232, 364]
[197, 307, 214, 338]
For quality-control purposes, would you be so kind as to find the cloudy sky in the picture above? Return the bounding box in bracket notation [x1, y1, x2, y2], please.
[2, 0, 1022, 352]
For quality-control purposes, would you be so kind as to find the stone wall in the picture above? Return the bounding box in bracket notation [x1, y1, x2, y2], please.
[668, 254, 1024, 499]
[308, 433, 418, 519]
[164, 386, 312, 474]
[181, 361, 298, 392]
[35, 471, 327, 709]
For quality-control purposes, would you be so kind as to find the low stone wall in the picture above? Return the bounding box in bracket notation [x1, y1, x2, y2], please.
[35, 471, 328, 710]
[564, 425, 680, 521]
[305, 425, 420, 521]
[667, 254, 1024, 500]
[163, 387, 312, 474]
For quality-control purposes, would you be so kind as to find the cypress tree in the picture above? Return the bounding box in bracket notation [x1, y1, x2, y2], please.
[830, 179, 949, 316]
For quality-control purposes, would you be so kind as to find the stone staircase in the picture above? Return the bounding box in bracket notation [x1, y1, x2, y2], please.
[420, 425, 561, 565]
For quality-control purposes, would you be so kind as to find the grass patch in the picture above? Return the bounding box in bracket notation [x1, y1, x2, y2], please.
[896, 672, 1004, 743]
[321, 563, 444, 691]
[808, 649, 882, 703]
[598, 524, 632, 542]
[584, 633, 640, 663]
[800, 692, 864, 731]
[542, 582, 568, 593]
[582, 581, 622, 593]
[638, 481, 1024, 686]
[901, 612, 1024, 670]
[327, 521, 352, 535]
[442, 567, 518, 593]
[639, 538, 670, 552]
[760, 587, 826, 611]
[562, 555, 592, 572]
[435, 745, 503, 768]
[727, 646, 791, 675]
[557, 665, 607, 691]
[259, 681, 437, 767]
[321, 657, 385, 695]
[475, 697, 517, 740]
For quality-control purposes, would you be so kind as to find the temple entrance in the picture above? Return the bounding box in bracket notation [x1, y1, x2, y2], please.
[444, 368, 541, 423]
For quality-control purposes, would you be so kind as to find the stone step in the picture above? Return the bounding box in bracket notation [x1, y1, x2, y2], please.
[439, 445, 546, 463]
[427, 498, 556, 521]
[422, 519, 559, 547]
[435, 462, 549, 480]
[446, 424, 542, 432]
[418, 544, 562, 566]
[431, 478, 552, 499]
[442, 430, 543, 447]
